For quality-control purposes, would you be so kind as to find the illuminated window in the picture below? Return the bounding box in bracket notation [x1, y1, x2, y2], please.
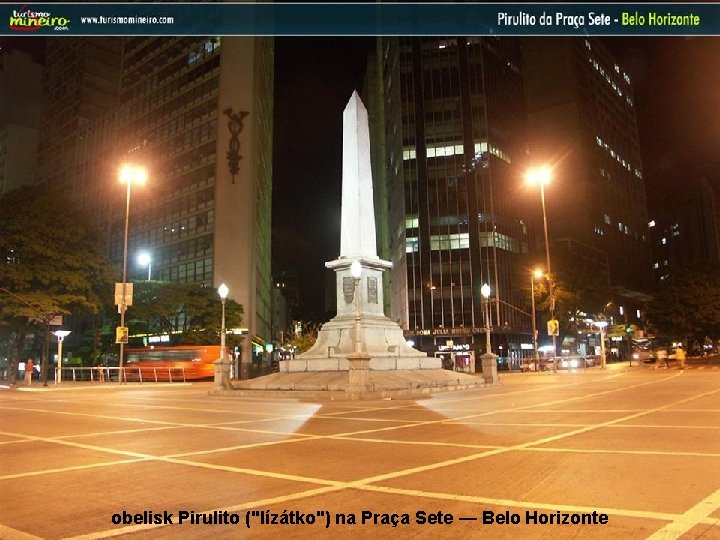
[405, 215, 419, 229]
[405, 237, 419, 253]
[430, 233, 469, 251]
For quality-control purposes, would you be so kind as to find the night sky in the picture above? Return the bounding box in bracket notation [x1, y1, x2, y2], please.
[2, 36, 718, 319]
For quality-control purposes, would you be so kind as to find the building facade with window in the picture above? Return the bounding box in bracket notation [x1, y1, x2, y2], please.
[0, 49, 44, 196]
[370, 37, 537, 367]
[522, 37, 652, 308]
[37, 37, 274, 367]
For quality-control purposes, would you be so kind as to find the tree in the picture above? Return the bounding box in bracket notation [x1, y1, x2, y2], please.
[126, 281, 243, 347]
[285, 322, 320, 354]
[645, 265, 720, 340]
[0, 185, 114, 382]
[532, 247, 612, 346]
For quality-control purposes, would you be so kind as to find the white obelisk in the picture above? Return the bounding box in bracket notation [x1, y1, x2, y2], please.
[340, 91, 379, 260]
[280, 92, 440, 372]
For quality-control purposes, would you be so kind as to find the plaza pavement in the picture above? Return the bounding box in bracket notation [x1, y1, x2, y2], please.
[1, 363, 719, 539]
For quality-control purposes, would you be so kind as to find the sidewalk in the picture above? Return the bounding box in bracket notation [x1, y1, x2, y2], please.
[0, 380, 196, 392]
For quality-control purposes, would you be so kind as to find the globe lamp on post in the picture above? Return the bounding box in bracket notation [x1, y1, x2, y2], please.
[214, 283, 231, 390]
[53, 330, 71, 383]
[480, 283, 498, 384]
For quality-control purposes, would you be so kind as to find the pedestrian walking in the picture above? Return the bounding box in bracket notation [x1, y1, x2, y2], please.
[675, 346, 686, 369]
[655, 348, 668, 370]
[24, 358, 34, 385]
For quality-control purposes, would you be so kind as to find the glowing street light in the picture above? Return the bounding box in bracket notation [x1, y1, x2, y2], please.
[118, 164, 147, 380]
[53, 330, 71, 383]
[137, 251, 152, 280]
[526, 166, 557, 372]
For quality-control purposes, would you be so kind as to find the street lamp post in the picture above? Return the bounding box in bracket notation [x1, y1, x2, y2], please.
[595, 321, 608, 369]
[118, 165, 147, 380]
[480, 283, 498, 384]
[526, 166, 557, 372]
[429, 284, 436, 329]
[347, 259, 370, 397]
[214, 283, 231, 390]
[351, 260, 362, 353]
[53, 330, 71, 383]
[531, 269, 543, 372]
[137, 251, 152, 280]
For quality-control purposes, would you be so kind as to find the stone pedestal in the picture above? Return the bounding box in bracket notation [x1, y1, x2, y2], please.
[346, 353, 371, 399]
[213, 357, 232, 391]
[481, 352, 499, 385]
[280, 256, 440, 373]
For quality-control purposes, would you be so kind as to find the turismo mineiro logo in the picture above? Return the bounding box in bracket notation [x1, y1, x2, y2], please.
[9, 5, 70, 32]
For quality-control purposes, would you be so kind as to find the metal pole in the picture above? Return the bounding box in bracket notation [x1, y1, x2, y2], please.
[354, 277, 361, 354]
[600, 326, 607, 369]
[119, 181, 131, 380]
[57, 338, 63, 383]
[220, 296, 227, 364]
[42, 321, 50, 386]
[147, 261, 151, 281]
[531, 274, 539, 371]
[484, 298, 491, 354]
[540, 183, 557, 372]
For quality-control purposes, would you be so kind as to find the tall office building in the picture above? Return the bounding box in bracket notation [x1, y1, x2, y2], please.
[522, 38, 652, 311]
[36, 37, 274, 367]
[0, 49, 44, 195]
[649, 165, 720, 283]
[36, 38, 123, 189]
[370, 37, 535, 367]
[116, 36, 274, 365]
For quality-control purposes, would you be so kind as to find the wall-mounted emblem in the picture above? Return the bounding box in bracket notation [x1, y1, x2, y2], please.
[223, 107, 249, 184]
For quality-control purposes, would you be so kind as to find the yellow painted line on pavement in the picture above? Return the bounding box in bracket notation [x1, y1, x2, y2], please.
[0, 524, 45, 540]
[329, 372, 686, 440]
[647, 486, 720, 539]
[33, 373, 717, 539]
[528, 446, 720, 459]
[346, 384, 720, 487]
[0, 458, 149, 480]
[0, 428, 341, 487]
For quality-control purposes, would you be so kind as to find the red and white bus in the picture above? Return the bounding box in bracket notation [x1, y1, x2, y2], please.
[124, 345, 225, 381]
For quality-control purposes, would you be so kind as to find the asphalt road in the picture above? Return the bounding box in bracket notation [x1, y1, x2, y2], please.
[1, 365, 719, 539]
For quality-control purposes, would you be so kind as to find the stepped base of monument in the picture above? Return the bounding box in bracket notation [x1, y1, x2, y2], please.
[280, 356, 441, 371]
[280, 313, 443, 372]
[216, 369, 483, 400]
